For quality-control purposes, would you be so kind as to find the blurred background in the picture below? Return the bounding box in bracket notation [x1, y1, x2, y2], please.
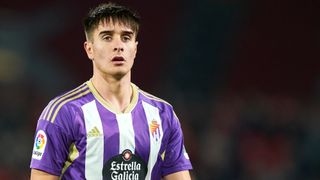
[0, 0, 319, 179]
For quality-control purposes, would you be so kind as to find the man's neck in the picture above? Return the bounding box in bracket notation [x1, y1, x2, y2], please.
[91, 73, 132, 113]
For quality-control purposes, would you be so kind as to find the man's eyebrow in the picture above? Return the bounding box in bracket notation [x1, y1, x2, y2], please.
[99, 30, 134, 34]
[122, 30, 134, 35]
[99, 30, 113, 36]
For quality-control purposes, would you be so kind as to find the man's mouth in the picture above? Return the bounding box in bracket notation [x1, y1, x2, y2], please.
[112, 57, 125, 62]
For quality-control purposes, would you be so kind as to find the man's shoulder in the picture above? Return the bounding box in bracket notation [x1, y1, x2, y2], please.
[136, 87, 173, 111]
[40, 82, 92, 123]
[51, 82, 91, 106]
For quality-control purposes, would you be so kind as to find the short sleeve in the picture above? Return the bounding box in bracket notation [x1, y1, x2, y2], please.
[30, 108, 73, 176]
[161, 110, 193, 176]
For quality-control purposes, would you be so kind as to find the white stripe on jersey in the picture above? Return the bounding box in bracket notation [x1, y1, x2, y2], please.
[142, 101, 163, 180]
[116, 113, 135, 153]
[82, 100, 104, 180]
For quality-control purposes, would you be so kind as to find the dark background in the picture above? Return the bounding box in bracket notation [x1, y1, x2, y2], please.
[0, 0, 319, 179]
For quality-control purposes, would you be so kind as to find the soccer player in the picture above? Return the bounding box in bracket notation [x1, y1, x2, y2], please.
[30, 2, 192, 180]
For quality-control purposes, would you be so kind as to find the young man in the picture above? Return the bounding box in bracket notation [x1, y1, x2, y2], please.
[30, 2, 192, 180]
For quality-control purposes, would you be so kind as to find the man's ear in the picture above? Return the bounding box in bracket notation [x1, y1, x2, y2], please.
[84, 41, 94, 60]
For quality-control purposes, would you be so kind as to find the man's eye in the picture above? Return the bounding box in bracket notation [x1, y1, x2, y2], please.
[122, 36, 131, 41]
[103, 36, 112, 41]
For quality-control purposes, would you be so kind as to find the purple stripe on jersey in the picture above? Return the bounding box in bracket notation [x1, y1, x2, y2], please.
[152, 162, 162, 180]
[95, 101, 119, 162]
[131, 101, 150, 164]
[151, 104, 168, 180]
[60, 93, 96, 179]
[47, 86, 90, 121]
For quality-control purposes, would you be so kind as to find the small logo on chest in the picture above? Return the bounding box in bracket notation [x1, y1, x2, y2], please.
[87, 126, 102, 137]
[149, 120, 161, 141]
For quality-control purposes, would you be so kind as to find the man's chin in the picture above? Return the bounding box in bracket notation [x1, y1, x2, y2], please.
[111, 71, 130, 80]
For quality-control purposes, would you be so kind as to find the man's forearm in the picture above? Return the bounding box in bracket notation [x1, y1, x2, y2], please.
[30, 169, 59, 180]
[163, 170, 191, 180]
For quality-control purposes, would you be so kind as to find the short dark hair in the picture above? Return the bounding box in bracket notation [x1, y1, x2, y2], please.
[83, 2, 140, 40]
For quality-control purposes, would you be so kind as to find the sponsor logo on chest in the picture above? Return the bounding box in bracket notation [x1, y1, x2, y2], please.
[103, 149, 147, 180]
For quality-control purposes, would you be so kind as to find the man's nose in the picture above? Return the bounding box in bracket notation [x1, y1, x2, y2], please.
[113, 47, 124, 52]
[113, 38, 124, 52]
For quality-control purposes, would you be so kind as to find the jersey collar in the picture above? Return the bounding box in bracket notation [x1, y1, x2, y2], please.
[86, 80, 139, 114]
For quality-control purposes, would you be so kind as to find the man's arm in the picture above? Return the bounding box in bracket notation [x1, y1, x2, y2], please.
[30, 169, 59, 180]
[163, 170, 191, 180]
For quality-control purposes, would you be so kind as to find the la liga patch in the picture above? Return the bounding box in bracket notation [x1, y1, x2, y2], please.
[32, 130, 47, 160]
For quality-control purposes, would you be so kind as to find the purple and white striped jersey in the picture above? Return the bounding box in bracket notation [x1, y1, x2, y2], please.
[30, 80, 192, 179]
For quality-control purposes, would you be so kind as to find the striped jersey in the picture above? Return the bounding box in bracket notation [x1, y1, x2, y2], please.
[30, 80, 192, 179]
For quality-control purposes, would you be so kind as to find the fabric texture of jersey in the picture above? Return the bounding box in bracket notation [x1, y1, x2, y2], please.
[30, 80, 192, 180]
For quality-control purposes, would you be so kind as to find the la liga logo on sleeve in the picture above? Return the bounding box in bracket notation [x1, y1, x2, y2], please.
[32, 130, 47, 160]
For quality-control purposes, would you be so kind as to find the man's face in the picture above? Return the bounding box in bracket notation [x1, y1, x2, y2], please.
[84, 19, 138, 79]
